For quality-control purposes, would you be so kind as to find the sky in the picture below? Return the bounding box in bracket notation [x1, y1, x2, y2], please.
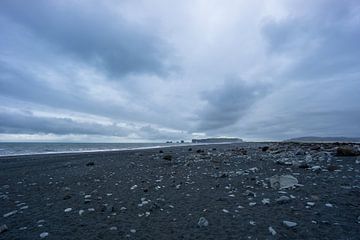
[0, 0, 359, 142]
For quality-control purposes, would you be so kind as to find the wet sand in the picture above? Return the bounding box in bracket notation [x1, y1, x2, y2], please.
[0, 142, 359, 239]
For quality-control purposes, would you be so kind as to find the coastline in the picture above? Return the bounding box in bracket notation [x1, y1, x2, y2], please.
[0, 142, 359, 239]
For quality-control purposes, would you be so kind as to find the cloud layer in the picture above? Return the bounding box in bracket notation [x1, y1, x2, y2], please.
[0, 0, 359, 142]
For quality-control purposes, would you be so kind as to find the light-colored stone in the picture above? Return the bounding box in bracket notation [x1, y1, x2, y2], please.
[198, 217, 209, 227]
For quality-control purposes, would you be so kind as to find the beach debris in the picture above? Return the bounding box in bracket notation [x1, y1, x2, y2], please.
[64, 208, 72, 212]
[269, 175, 299, 189]
[336, 146, 360, 156]
[163, 155, 172, 161]
[3, 210, 17, 218]
[276, 196, 290, 204]
[0, 224, 8, 234]
[268, 226, 276, 236]
[130, 185, 138, 190]
[40, 232, 49, 238]
[249, 221, 256, 225]
[197, 217, 209, 227]
[262, 198, 270, 205]
[283, 220, 297, 228]
[79, 210, 85, 216]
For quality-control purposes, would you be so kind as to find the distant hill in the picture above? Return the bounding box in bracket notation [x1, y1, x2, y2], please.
[192, 138, 243, 143]
[285, 136, 360, 143]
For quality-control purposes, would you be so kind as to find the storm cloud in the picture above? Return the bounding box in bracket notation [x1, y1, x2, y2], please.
[0, 0, 359, 142]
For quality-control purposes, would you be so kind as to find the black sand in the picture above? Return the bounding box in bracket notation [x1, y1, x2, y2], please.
[1, 142, 360, 239]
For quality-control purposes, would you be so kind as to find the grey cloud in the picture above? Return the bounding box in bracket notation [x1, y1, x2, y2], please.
[262, 0, 360, 80]
[138, 125, 188, 141]
[195, 78, 268, 131]
[0, 0, 170, 77]
[0, 110, 129, 136]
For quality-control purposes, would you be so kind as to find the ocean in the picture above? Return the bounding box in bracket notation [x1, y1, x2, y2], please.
[0, 142, 186, 157]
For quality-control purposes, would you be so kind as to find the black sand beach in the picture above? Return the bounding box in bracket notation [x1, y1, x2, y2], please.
[1, 142, 360, 239]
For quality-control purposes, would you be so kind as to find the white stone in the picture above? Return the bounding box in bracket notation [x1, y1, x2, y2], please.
[40, 232, 49, 238]
[283, 220, 297, 228]
[269, 226, 276, 236]
[198, 217, 209, 227]
[64, 208, 72, 212]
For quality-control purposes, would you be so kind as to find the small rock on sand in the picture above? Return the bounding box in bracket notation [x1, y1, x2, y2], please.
[283, 221, 297, 228]
[198, 217, 209, 227]
[268, 226, 276, 235]
[64, 208, 72, 212]
[269, 175, 298, 189]
[0, 224, 8, 234]
[40, 232, 49, 238]
[3, 210, 17, 218]
[276, 196, 290, 204]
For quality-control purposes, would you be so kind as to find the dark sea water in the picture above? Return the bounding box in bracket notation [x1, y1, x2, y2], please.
[0, 142, 186, 156]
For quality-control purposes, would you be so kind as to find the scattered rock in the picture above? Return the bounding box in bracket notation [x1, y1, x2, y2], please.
[311, 166, 322, 173]
[283, 220, 297, 228]
[269, 175, 299, 190]
[86, 162, 95, 166]
[64, 208, 72, 212]
[326, 165, 339, 171]
[0, 224, 8, 234]
[40, 232, 49, 238]
[336, 146, 360, 156]
[262, 146, 269, 152]
[268, 226, 276, 236]
[3, 210, 17, 218]
[163, 155, 172, 161]
[276, 196, 291, 204]
[197, 217, 209, 227]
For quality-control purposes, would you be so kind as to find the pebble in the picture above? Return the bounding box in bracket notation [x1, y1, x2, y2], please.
[198, 217, 209, 227]
[262, 198, 270, 205]
[283, 220, 297, 228]
[79, 210, 85, 216]
[40, 232, 49, 238]
[307, 202, 315, 206]
[3, 210, 17, 218]
[0, 224, 8, 234]
[64, 208, 72, 212]
[268, 226, 276, 236]
[325, 203, 333, 208]
[130, 229, 136, 233]
[222, 209, 229, 213]
[110, 226, 118, 231]
[276, 196, 290, 204]
[130, 185, 138, 190]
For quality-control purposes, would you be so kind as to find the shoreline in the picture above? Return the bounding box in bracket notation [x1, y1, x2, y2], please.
[0, 141, 245, 158]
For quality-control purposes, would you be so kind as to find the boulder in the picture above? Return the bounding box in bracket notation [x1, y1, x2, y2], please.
[336, 146, 360, 156]
[269, 175, 299, 190]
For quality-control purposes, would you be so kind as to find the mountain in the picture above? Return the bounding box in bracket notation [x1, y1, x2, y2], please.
[285, 136, 360, 143]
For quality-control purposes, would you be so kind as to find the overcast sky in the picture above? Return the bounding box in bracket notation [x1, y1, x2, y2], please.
[0, 0, 359, 142]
